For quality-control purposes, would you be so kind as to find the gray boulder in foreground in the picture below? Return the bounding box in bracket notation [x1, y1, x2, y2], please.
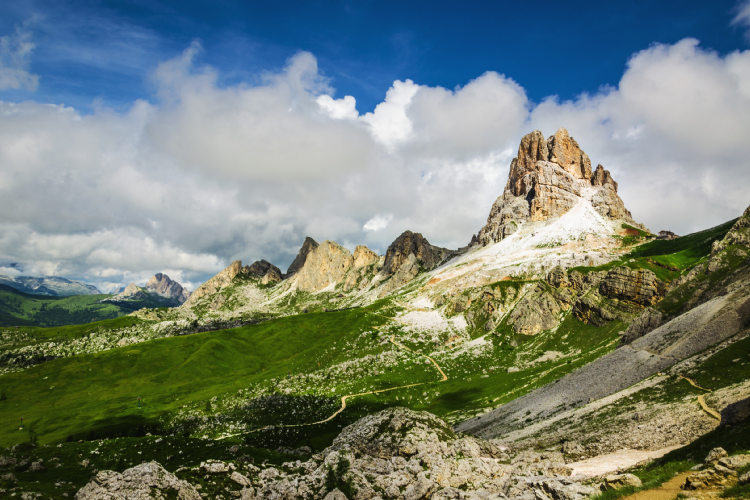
[75, 461, 200, 500]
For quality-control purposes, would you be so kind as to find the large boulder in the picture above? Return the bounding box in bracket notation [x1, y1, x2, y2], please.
[76, 461, 200, 500]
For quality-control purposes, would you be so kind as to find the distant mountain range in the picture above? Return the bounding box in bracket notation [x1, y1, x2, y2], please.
[0, 272, 190, 326]
[0, 275, 101, 296]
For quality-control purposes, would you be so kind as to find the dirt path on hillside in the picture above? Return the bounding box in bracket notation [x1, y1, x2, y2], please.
[220, 332, 448, 438]
[622, 471, 693, 500]
[677, 374, 721, 420]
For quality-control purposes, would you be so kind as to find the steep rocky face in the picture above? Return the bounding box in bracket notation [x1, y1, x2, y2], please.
[286, 237, 319, 276]
[474, 128, 637, 246]
[244, 260, 282, 285]
[381, 231, 454, 276]
[598, 267, 664, 306]
[293, 241, 354, 292]
[342, 245, 380, 292]
[182, 261, 243, 307]
[378, 231, 457, 296]
[145, 273, 189, 303]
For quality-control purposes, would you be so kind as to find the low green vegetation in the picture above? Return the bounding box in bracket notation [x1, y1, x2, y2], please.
[0, 285, 163, 327]
[0, 305, 395, 445]
[0, 435, 291, 498]
[570, 217, 736, 283]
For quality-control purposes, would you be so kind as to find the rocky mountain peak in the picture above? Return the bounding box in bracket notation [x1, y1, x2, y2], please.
[244, 259, 282, 285]
[547, 127, 592, 180]
[145, 273, 189, 304]
[286, 236, 319, 277]
[182, 260, 243, 307]
[378, 231, 457, 295]
[475, 129, 637, 246]
[120, 283, 144, 297]
[382, 231, 453, 276]
[292, 241, 354, 292]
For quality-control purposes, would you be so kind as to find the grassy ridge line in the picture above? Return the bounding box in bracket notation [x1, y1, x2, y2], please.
[0, 286, 126, 327]
[0, 284, 173, 327]
[569, 218, 736, 282]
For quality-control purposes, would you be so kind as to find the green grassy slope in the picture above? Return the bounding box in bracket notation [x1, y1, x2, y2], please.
[0, 285, 166, 327]
[0, 306, 397, 445]
[570, 218, 737, 282]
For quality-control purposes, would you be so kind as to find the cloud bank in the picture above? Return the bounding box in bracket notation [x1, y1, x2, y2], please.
[1, 37, 749, 290]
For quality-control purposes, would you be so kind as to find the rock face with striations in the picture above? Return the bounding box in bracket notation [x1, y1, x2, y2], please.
[286, 237, 319, 277]
[145, 273, 190, 303]
[474, 128, 637, 246]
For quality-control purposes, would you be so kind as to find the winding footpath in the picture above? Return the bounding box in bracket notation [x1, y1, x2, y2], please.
[677, 374, 721, 420]
[220, 332, 448, 438]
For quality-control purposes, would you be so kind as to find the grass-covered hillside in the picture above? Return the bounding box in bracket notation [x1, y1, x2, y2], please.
[0, 286, 124, 327]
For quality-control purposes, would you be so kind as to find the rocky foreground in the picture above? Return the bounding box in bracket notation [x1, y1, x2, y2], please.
[76, 407, 600, 499]
[74, 406, 750, 500]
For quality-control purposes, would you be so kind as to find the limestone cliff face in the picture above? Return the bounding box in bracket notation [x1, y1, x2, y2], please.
[474, 128, 636, 246]
[244, 260, 282, 285]
[343, 245, 380, 292]
[286, 237, 319, 277]
[378, 231, 456, 295]
[145, 273, 189, 303]
[182, 260, 243, 307]
[293, 241, 355, 292]
[293, 242, 381, 293]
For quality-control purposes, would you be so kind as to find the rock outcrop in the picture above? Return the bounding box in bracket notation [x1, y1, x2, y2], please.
[378, 231, 457, 295]
[293, 241, 355, 292]
[244, 260, 283, 285]
[243, 407, 595, 499]
[286, 237, 319, 277]
[182, 261, 243, 307]
[112, 282, 149, 301]
[598, 267, 665, 306]
[145, 273, 189, 303]
[342, 245, 380, 292]
[76, 461, 200, 499]
[474, 128, 637, 246]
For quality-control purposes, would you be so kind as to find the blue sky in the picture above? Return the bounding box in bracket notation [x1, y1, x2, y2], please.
[1, 1, 749, 290]
[1, 0, 747, 112]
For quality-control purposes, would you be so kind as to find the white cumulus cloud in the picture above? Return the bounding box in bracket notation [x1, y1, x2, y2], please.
[362, 214, 393, 232]
[0, 37, 749, 290]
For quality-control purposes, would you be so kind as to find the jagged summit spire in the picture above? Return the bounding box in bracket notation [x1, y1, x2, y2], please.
[286, 236, 319, 276]
[474, 129, 637, 246]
